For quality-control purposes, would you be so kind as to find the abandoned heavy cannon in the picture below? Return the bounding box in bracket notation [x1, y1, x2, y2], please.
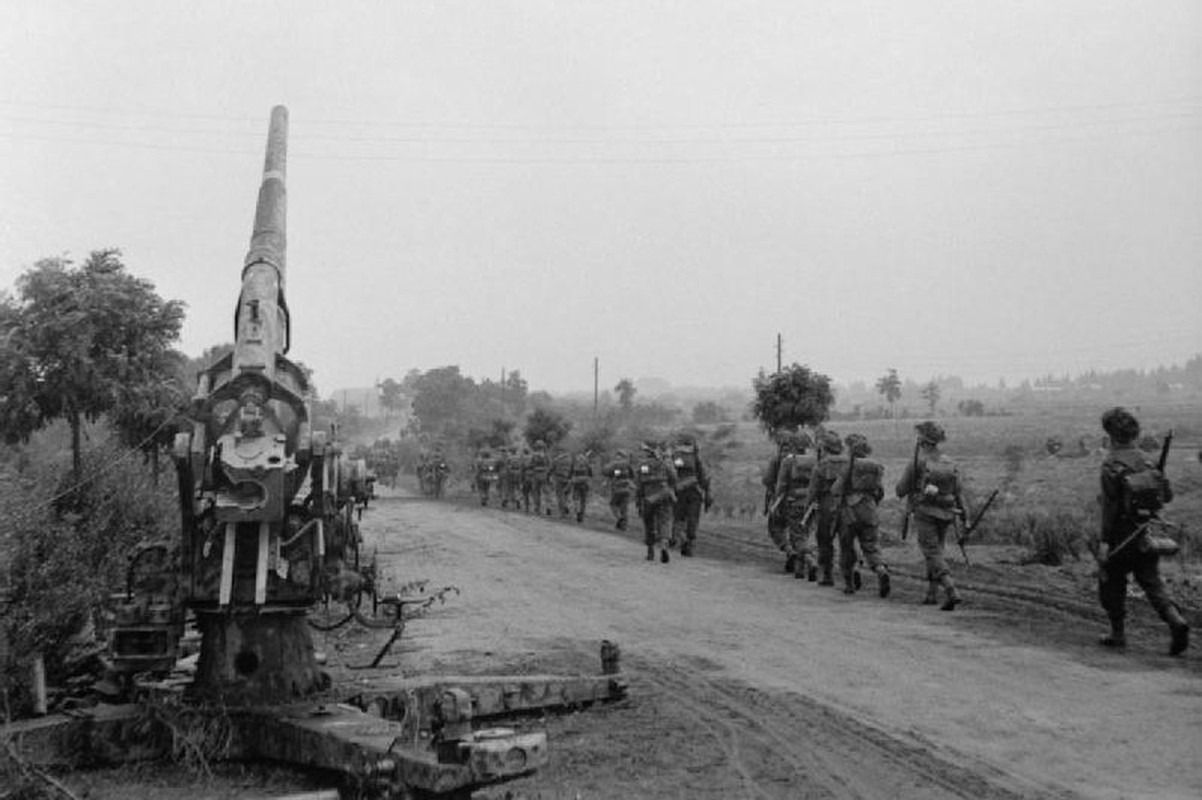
[0, 106, 623, 798]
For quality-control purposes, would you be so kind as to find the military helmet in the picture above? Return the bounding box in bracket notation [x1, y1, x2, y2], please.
[615, 448, 628, 458]
[915, 421, 946, 445]
[533, 439, 546, 450]
[673, 431, 697, 446]
[844, 433, 872, 457]
[820, 430, 843, 454]
[1101, 407, 1140, 444]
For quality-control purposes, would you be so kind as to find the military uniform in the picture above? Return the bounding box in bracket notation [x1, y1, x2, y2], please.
[474, 449, 499, 506]
[772, 432, 816, 577]
[1095, 407, 1189, 655]
[526, 442, 552, 514]
[604, 450, 636, 530]
[763, 447, 788, 551]
[502, 447, 524, 510]
[805, 432, 848, 586]
[832, 434, 890, 597]
[895, 421, 963, 610]
[633, 443, 678, 563]
[550, 448, 574, 517]
[569, 451, 594, 522]
[669, 436, 711, 557]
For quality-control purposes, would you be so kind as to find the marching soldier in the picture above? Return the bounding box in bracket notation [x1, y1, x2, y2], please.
[763, 436, 789, 554]
[894, 421, 964, 610]
[569, 449, 594, 522]
[526, 440, 552, 514]
[604, 449, 636, 530]
[771, 432, 816, 577]
[474, 447, 499, 507]
[503, 446, 524, 510]
[668, 433, 712, 557]
[805, 431, 848, 586]
[518, 446, 533, 512]
[550, 445, 574, 518]
[633, 441, 677, 563]
[833, 433, 890, 597]
[1095, 407, 1189, 655]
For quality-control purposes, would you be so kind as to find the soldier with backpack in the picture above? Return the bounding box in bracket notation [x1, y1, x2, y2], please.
[833, 433, 890, 597]
[668, 433, 712, 557]
[805, 431, 849, 586]
[502, 446, 525, 510]
[895, 421, 965, 610]
[772, 431, 816, 577]
[568, 450, 594, 522]
[525, 440, 552, 515]
[550, 445, 574, 518]
[762, 436, 790, 554]
[474, 447, 500, 507]
[633, 440, 678, 563]
[1095, 407, 1189, 656]
[604, 449, 636, 530]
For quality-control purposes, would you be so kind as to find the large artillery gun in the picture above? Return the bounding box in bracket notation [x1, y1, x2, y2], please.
[5, 107, 624, 798]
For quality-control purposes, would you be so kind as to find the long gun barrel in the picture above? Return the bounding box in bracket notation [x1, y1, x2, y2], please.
[236, 104, 292, 375]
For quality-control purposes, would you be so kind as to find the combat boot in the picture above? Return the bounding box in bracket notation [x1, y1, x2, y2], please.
[842, 573, 856, 595]
[793, 554, 808, 580]
[1098, 617, 1126, 649]
[645, 545, 654, 561]
[807, 563, 818, 582]
[576, 511, 584, 523]
[818, 568, 834, 587]
[784, 553, 797, 574]
[660, 547, 670, 564]
[877, 568, 891, 599]
[852, 570, 863, 590]
[1165, 605, 1190, 657]
[940, 576, 960, 611]
[922, 581, 938, 605]
[681, 542, 693, 557]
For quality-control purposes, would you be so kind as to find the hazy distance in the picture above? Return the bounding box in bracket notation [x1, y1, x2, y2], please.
[1, 2, 1199, 395]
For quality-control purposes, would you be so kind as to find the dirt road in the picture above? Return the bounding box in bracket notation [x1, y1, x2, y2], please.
[337, 491, 1199, 799]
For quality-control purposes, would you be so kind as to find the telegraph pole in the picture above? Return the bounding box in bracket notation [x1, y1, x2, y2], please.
[776, 333, 782, 373]
[593, 357, 599, 419]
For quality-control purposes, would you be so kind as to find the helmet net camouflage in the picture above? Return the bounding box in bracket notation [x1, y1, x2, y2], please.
[915, 421, 946, 445]
[844, 433, 871, 457]
[820, 431, 843, 454]
[1101, 407, 1140, 444]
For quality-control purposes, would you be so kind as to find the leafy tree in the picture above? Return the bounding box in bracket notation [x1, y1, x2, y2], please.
[875, 368, 902, 420]
[378, 377, 405, 420]
[409, 365, 477, 435]
[614, 378, 636, 412]
[523, 407, 571, 447]
[502, 369, 529, 415]
[921, 379, 941, 414]
[750, 363, 833, 434]
[957, 398, 985, 417]
[0, 250, 185, 480]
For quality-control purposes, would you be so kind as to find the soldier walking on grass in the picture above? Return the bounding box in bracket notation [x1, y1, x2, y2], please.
[634, 440, 677, 563]
[604, 449, 636, 530]
[833, 434, 890, 598]
[805, 431, 848, 586]
[1094, 407, 1189, 656]
[502, 446, 524, 510]
[668, 433, 712, 557]
[772, 432, 816, 578]
[894, 421, 964, 610]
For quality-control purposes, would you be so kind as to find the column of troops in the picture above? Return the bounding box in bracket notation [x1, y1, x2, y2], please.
[760, 411, 1189, 657]
[468, 433, 713, 564]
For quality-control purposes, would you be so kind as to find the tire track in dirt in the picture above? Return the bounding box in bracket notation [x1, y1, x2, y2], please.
[638, 662, 1070, 800]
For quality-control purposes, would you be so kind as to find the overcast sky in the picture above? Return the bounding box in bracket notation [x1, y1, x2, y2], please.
[2, 1, 1199, 396]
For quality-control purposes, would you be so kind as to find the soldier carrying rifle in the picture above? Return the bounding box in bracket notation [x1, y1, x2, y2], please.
[895, 421, 965, 610]
[1094, 407, 1189, 656]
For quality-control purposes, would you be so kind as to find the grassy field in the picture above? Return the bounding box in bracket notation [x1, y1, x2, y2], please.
[700, 405, 1202, 565]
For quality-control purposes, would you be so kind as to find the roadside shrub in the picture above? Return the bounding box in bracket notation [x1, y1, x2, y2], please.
[1, 440, 177, 717]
